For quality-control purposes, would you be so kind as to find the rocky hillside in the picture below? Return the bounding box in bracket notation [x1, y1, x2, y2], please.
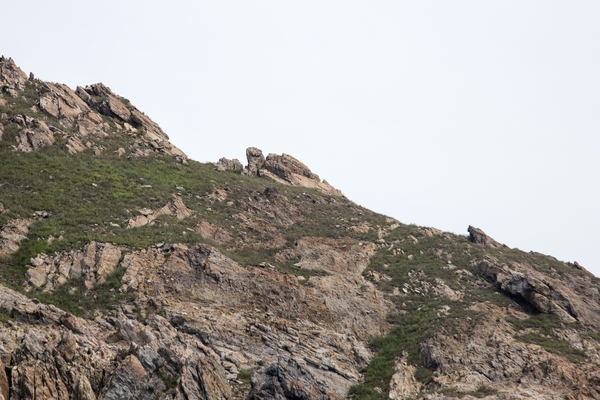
[1, 56, 599, 400]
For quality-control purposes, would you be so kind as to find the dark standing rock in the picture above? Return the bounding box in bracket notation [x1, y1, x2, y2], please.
[467, 225, 502, 248]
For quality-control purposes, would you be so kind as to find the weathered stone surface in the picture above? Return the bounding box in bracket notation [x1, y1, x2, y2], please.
[214, 157, 244, 172]
[0, 56, 28, 97]
[478, 256, 600, 327]
[265, 153, 320, 182]
[77, 111, 107, 137]
[245, 147, 265, 176]
[467, 225, 502, 248]
[127, 195, 193, 228]
[0, 123, 3, 141]
[38, 82, 91, 121]
[195, 221, 232, 244]
[419, 302, 600, 399]
[66, 135, 88, 154]
[242, 149, 343, 196]
[11, 114, 55, 152]
[249, 357, 336, 400]
[0, 358, 9, 400]
[25, 242, 123, 291]
[78, 83, 187, 159]
[0, 218, 33, 257]
[388, 356, 422, 400]
[208, 188, 228, 202]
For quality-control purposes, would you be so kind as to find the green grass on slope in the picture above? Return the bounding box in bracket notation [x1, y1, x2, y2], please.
[0, 140, 391, 315]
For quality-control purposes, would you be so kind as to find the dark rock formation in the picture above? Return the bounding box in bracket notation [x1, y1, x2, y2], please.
[467, 225, 502, 248]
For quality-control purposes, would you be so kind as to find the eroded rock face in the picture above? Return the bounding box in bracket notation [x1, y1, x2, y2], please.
[21, 239, 388, 398]
[0, 284, 232, 400]
[477, 256, 600, 327]
[248, 357, 336, 400]
[419, 303, 600, 399]
[245, 147, 265, 176]
[240, 148, 343, 196]
[25, 242, 123, 291]
[467, 225, 502, 248]
[0, 56, 28, 97]
[77, 83, 187, 159]
[11, 114, 55, 152]
[38, 82, 91, 122]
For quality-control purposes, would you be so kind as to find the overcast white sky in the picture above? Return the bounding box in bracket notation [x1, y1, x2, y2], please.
[4, 1, 600, 277]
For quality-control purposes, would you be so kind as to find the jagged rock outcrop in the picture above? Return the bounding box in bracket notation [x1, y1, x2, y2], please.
[0, 283, 232, 400]
[239, 147, 342, 195]
[47, 240, 388, 398]
[262, 153, 342, 196]
[0, 58, 186, 160]
[38, 82, 91, 122]
[76, 83, 187, 159]
[0, 56, 28, 97]
[477, 256, 600, 327]
[467, 225, 502, 248]
[25, 241, 123, 291]
[12, 114, 55, 152]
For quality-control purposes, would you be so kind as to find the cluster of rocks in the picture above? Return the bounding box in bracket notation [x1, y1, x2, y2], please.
[215, 147, 343, 196]
[0, 57, 186, 161]
[26, 241, 122, 291]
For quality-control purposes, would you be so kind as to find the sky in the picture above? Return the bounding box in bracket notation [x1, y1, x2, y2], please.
[3, 1, 600, 277]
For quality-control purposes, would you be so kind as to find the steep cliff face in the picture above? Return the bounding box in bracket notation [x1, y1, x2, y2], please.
[1, 57, 599, 400]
